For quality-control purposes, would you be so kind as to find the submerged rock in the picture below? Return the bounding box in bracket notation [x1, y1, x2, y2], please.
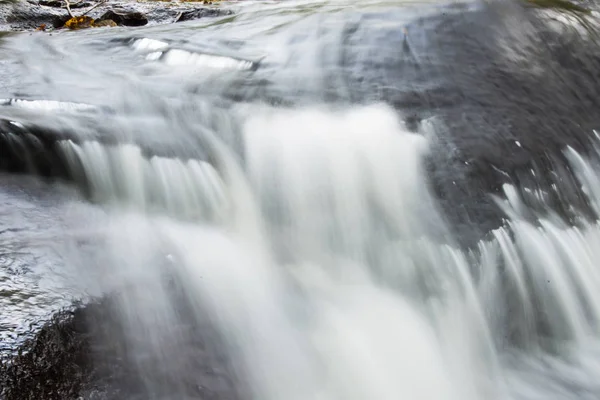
[0, 292, 242, 400]
[0, 305, 96, 400]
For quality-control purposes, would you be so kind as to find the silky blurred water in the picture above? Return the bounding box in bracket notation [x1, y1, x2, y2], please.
[2, 0, 600, 399]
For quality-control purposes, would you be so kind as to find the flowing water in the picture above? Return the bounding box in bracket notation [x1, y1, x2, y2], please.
[2, 0, 600, 399]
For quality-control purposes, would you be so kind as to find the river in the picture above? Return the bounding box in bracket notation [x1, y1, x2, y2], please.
[2, 0, 600, 399]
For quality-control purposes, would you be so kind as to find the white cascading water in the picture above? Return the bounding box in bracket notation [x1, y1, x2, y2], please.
[3, 0, 600, 397]
[58, 141, 227, 221]
[53, 102, 600, 400]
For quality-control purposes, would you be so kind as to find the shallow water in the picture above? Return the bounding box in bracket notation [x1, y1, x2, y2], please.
[2, 0, 600, 399]
[0, 174, 91, 353]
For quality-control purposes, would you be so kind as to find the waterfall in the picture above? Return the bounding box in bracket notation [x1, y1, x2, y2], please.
[3, 1, 600, 398]
[50, 103, 600, 400]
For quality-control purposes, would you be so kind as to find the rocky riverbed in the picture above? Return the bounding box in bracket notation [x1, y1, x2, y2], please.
[0, 0, 232, 31]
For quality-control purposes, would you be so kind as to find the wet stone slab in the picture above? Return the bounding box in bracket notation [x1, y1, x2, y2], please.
[0, 174, 87, 356]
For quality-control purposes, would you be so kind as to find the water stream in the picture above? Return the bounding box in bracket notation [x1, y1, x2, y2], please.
[2, 0, 600, 399]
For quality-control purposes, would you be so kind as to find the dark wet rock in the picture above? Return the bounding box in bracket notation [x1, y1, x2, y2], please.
[37, 0, 91, 8]
[0, 289, 242, 400]
[36, 0, 62, 6]
[97, 8, 148, 26]
[5, 1, 69, 29]
[404, 4, 600, 244]
[0, 105, 216, 184]
[0, 117, 78, 179]
[175, 6, 232, 22]
[0, 305, 94, 400]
